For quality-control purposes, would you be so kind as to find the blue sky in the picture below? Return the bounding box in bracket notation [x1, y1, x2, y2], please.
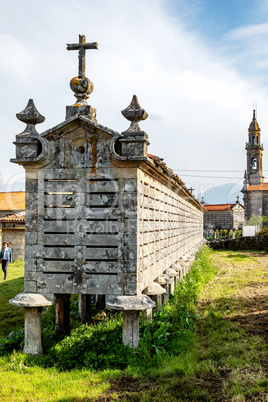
[1, 0, 268, 201]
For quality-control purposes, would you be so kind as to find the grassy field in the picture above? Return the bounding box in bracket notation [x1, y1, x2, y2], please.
[0, 260, 24, 337]
[0, 248, 267, 401]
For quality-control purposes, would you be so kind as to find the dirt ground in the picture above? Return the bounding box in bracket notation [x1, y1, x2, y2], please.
[228, 252, 268, 343]
[97, 251, 268, 401]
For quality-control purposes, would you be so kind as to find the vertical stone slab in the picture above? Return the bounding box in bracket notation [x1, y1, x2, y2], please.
[24, 307, 43, 355]
[79, 294, 92, 323]
[56, 294, 71, 334]
[122, 310, 140, 348]
[96, 295, 106, 310]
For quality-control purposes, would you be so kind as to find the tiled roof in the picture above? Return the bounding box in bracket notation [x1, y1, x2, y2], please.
[204, 204, 235, 211]
[0, 192, 25, 211]
[246, 183, 268, 191]
[0, 211, 25, 222]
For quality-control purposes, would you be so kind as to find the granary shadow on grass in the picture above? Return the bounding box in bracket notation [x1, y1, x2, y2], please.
[201, 293, 268, 342]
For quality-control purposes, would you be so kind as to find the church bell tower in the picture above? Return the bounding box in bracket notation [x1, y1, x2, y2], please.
[246, 110, 264, 185]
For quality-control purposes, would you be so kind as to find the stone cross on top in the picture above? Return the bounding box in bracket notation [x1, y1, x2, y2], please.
[67, 35, 98, 78]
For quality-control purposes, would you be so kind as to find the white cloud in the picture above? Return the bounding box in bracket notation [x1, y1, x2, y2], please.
[0, 34, 36, 79]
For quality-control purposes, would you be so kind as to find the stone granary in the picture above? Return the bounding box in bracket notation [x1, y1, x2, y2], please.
[242, 111, 268, 220]
[10, 35, 204, 355]
[203, 197, 245, 238]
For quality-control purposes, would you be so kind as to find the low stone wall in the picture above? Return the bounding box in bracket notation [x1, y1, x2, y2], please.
[209, 236, 268, 252]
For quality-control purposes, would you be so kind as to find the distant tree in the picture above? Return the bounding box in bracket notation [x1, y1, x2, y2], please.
[245, 214, 268, 232]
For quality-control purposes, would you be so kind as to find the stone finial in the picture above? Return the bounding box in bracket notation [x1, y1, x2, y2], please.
[66, 35, 98, 120]
[121, 95, 148, 134]
[16, 99, 45, 135]
[67, 35, 98, 106]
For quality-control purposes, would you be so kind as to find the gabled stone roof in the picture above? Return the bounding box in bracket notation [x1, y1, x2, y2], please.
[147, 154, 202, 207]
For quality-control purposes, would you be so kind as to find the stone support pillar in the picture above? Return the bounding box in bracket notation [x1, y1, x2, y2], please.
[79, 294, 92, 323]
[56, 294, 71, 335]
[122, 310, 140, 349]
[165, 268, 178, 295]
[174, 263, 183, 280]
[9, 293, 52, 356]
[24, 307, 43, 355]
[144, 282, 166, 312]
[145, 307, 153, 322]
[158, 274, 171, 304]
[96, 295, 106, 310]
[106, 295, 155, 349]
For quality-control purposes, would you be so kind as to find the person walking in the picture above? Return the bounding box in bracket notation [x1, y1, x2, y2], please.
[0, 241, 12, 280]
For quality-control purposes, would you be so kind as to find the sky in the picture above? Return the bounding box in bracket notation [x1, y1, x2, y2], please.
[1, 0, 268, 202]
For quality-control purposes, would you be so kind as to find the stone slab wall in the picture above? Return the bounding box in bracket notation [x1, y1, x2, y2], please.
[137, 169, 203, 292]
[15, 117, 204, 302]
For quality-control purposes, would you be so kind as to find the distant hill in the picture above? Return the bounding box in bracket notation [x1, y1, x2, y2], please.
[0, 182, 25, 192]
[198, 183, 243, 205]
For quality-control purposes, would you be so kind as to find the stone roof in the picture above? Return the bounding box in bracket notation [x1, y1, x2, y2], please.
[147, 154, 202, 206]
[204, 204, 235, 211]
[0, 211, 25, 222]
[0, 192, 25, 211]
[249, 119, 260, 131]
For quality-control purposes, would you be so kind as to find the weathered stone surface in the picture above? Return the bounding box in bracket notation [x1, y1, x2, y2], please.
[144, 282, 166, 295]
[23, 307, 43, 356]
[106, 294, 155, 310]
[122, 310, 140, 348]
[9, 293, 52, 307]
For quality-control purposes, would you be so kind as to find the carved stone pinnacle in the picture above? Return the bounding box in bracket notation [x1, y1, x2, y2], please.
[16, 99, 45, 135]
[121, 95, 148, 133]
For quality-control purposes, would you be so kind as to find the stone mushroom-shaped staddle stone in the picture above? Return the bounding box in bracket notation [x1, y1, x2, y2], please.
[120, 95, 150, 157]
[173, 263, 184, 280]
[106, 295, 155, 349]
[9, 293, 52, 356]
[165, 268, 178, 295]
[158, 274, 172, 304]
[144, 282, 166, 312]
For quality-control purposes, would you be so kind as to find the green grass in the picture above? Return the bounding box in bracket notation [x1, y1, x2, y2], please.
[0, 247, 267, 401]
[0, 260, 24, 337]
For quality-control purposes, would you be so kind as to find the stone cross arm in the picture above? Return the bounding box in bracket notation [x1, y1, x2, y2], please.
[67, 34, 98, 78]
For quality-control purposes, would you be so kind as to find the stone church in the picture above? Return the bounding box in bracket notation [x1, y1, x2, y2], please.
[242, 110, 268, 220]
